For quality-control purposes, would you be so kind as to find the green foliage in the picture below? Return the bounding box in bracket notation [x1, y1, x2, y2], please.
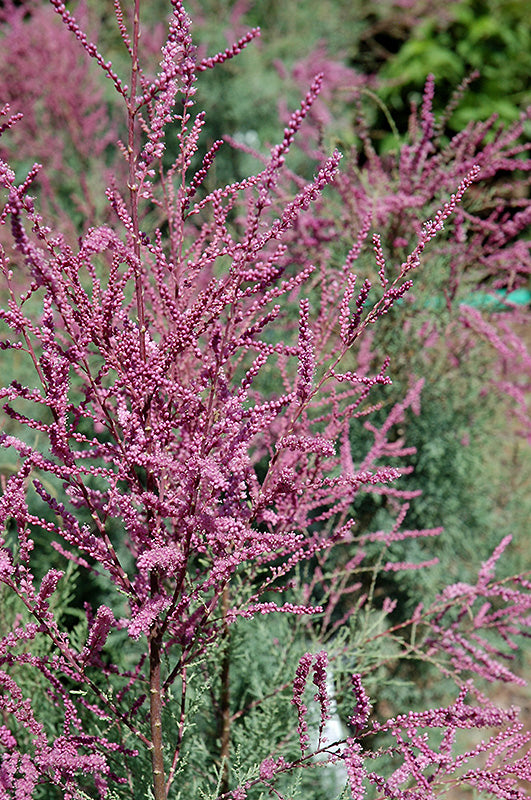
[345, 269, 531, 615]
[378, 0, 531, 141]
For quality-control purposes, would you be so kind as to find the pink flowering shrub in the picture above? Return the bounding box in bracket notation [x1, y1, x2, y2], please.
[0, 1, 529, 799]
[0, 0, 119, 241]
[267, 64, 531, 606]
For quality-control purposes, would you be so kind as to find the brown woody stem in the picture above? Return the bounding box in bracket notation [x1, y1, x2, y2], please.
[218, 584, 231, 794]
[149, 582, 166, 800]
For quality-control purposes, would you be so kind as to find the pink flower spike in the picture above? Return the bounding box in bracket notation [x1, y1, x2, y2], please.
[81, 605, 115, 666]
[349, 674, 372, 734]
[296, 298, 315, 401]
[198, 28, 261, 71]
[312, 651, 330, 745]
[292, 653, 313, 752]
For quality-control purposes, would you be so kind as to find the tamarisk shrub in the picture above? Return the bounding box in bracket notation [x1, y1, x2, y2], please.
[0, 2, 529, 799]
[268, 62, 531, 608]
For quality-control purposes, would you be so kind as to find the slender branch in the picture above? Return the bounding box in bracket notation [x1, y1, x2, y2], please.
[127, 0, 146, 364]
[126, 4, 166, 797]
[218, 585, 231, 795]
[149, 575, 166, 800]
